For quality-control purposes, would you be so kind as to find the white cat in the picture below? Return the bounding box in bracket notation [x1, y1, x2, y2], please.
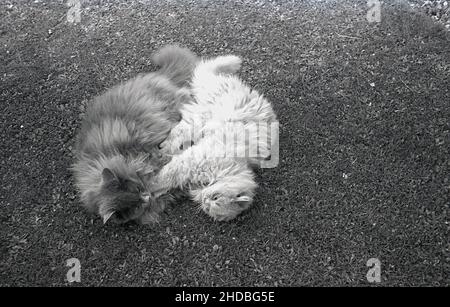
[154, 54, 277, 221]
[160, 55, 277, 162]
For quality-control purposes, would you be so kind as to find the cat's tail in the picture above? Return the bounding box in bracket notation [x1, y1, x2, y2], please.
[152, 45, 199, 87]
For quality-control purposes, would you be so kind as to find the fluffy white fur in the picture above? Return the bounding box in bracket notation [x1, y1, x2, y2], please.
[153, 126, 258, 221]
[160, 55, 277, 162]
[156, 55, 277, 221]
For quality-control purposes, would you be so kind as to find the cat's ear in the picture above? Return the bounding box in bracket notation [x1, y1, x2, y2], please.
[102, 211, 115, 224]
[236, 195, 252, 204]
[102, 168, 117, 183]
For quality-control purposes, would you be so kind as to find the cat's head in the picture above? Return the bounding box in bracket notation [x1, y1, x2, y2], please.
[190, 170, 257, 221]
[95, 168, 152, 224]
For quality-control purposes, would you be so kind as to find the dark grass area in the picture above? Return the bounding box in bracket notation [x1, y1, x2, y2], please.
[0, 0, 449, 286]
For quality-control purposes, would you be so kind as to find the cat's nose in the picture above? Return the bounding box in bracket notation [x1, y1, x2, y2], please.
[141, 193, 150, 203]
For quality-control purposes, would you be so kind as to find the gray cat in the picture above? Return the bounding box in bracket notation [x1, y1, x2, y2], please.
[72, 45, 198, 225]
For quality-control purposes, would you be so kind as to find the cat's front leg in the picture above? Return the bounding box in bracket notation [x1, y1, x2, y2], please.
[146, 165, 181, 199]
[159, 120, 192, 155]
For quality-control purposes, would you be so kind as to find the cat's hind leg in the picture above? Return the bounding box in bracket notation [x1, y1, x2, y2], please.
[194, 55, 242, 78]
[210, 55, 242, 75]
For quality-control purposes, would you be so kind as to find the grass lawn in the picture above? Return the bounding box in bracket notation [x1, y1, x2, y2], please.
[0, 0, 448, 286]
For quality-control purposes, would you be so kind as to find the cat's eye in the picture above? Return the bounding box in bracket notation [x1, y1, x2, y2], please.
[211, 194, 220, 201]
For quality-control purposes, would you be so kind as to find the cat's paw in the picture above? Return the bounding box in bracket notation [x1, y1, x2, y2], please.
[158, 138, 171, 152]
[159, 122, 191, 154]
[159, 138, 181, 155]
[160, 129, 194, 154]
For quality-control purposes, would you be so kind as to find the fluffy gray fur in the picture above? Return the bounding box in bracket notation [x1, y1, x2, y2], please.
[72, 45, 198, 225]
